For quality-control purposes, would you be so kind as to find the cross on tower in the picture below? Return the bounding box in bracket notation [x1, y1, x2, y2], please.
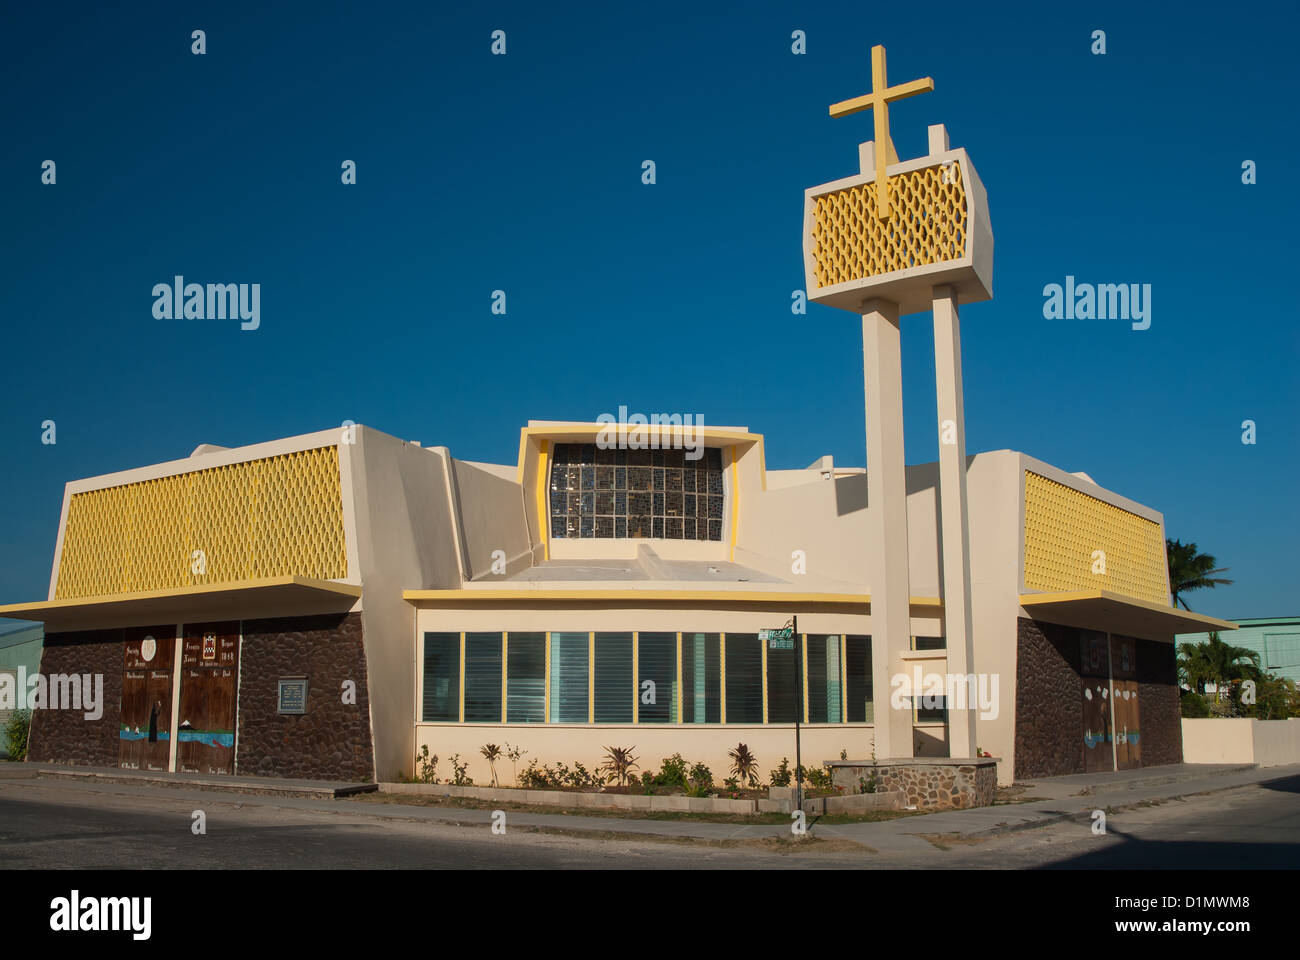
[828, 45, 933, 219]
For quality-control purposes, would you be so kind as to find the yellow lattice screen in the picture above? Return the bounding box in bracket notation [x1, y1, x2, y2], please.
[1023, 472, 1168, 606]
[55, 446, 347, 599]
[811, 163, 967, 288]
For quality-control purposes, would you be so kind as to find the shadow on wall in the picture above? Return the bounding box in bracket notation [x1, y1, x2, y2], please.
[834, 462, 948, 518]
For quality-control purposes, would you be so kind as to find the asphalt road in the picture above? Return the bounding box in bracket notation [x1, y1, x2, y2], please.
[1, 774, 1297, 869]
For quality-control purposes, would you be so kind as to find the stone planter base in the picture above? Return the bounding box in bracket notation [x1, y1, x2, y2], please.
[826, 758, 999, 810]
[380, 782, 757, 814]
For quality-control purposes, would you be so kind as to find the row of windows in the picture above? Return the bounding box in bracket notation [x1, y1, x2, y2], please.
[421, 632, 875, 724]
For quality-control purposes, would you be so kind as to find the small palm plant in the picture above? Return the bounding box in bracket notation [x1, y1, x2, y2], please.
[729, 742, 760, 788]
[480, 743, 502, 787]
[600, 745, 639, 787]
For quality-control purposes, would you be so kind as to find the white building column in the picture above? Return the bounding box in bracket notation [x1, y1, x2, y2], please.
[862, 297, 913, 759]
[932, 285, 977, 758]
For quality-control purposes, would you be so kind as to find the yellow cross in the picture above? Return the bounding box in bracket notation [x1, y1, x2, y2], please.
[828, 45, 934, 219]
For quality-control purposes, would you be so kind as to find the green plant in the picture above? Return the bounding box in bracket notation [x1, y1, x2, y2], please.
[728, 742, 760, 787]
[518, 758, 551, 788]
[1242, 673, 1300, 720]
[567, 761, 601, 788]
[1167, 539, 1233, 611]
[5, 709, 31, 761]
[688, 761, 713, 787]
[801, 763, 833, 790]
[480, 743, 502, 787]
[414, 744, 439, 783]
[447, 753, 473, 786]
[769, 757, 792, 787]
[723, 776, 739, 791]
[858, 742, 882, 793]
[1180, 689, 1210, 718]
[839, 748, 848, 761]
[640, 770, 655, 794]
[653, 753, 691, 789]
[1179, 633, 1263, 704]
[505, 743, 526, 786]
[600, 745, 640, 787]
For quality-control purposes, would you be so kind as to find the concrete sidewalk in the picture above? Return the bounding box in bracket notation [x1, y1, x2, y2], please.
[338, 762, 1300, 855]
[5, 761, 376, 798]
[6, 759, 1296, 857]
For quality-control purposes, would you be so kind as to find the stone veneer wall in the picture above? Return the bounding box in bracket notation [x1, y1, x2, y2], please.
[26, 628, 124, 767]
[1131, 635, 1183, 768]
[829, 761, 997, 810]
[236, 612, 373, 782]
[1014, 617, 1084, 779]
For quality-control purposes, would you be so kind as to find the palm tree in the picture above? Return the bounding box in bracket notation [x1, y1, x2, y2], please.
[1166, 539, 1233, 610]
[1177, 633, 1262, 704]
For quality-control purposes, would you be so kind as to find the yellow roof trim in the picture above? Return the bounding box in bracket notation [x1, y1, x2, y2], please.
[1019, 589, 1237, 632]
[404, 588, 942, 607]
[514, 422, 766, 484]
[0, 574, 361, 621]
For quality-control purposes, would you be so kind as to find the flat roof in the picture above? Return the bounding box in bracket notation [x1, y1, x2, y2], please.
[0, 577, 362, 632]
[1020, 590, 1237, 640]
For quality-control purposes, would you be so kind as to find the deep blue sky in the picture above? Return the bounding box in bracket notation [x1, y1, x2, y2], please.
[1, 1, 1295, 619]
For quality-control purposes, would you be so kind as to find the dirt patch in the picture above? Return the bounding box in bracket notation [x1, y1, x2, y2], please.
[916, 832, 990, 851]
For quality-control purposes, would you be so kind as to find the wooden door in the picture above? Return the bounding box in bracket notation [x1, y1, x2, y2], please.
[1079, 631, 1113, 772]
[1111, 636, 1141, 769]
[177, 621, 240, 774]
[119, 626, 175, 771]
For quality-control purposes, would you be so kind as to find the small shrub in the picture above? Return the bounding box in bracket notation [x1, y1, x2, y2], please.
[801, 763, 833, 790]
[654, 753, 690, 789]
[414, 744, 439, 784]
[640, 770, 655, 794]
[1181, 690, 1210, 718]
[505, 743, 527, 786]
[568, 761, 601, 788]
[518, 758, 551, 789]
[685, 781, 712, 798]
[769, 757, 792, 787]
[688, 761, 713, 788]
[723, 776, 739, 791]
[447, 753, 473, 786]
[4, 709, 31, 761]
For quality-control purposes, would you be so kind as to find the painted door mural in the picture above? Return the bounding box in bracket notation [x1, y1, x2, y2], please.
[178, 621, 240, 774]
[1079, 630, 1113, 773]
[1111, 636, 1141, 770]
[119, 626, 175, 771]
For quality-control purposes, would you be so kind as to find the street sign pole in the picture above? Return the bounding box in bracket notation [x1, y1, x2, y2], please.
[794, 614, 803, 812]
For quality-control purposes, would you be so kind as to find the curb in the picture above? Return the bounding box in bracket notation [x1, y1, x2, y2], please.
[34, 767, 377, 800]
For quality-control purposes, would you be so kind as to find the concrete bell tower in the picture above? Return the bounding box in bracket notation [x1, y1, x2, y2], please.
[801, 45, 994, 761]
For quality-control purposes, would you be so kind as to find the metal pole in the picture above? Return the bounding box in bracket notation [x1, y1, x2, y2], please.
[794, 615, 803, 811]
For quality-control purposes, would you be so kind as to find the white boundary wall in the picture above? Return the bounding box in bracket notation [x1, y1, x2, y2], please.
[1182, 718, 1300, 765]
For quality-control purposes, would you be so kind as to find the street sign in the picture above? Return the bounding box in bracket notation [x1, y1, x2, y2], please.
[761, 627, 794, 650]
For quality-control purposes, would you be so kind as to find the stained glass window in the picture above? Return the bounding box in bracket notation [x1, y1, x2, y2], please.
[550, 442, 725, 540]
